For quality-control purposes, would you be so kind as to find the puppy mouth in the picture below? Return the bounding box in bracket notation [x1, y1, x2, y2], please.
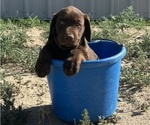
[59, 45, 77, 50]
[55, 39, 78, 50]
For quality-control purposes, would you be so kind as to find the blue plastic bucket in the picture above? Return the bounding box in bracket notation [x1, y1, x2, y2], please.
[47, 39, 126, 123]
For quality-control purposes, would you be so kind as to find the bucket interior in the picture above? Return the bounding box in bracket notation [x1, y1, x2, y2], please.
[89, 40, 123, 59]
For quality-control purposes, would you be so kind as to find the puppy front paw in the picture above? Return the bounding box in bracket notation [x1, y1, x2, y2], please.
[63, 57, 81, 76]
[35, 61, 50, 77]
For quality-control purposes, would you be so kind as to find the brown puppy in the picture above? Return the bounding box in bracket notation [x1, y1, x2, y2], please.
[35, 6, 98, 77]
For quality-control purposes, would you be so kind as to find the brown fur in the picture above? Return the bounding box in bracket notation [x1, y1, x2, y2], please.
[35, 6, 98, 77]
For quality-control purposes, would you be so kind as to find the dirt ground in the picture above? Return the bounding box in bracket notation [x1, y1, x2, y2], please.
[2, 27, 150, 125]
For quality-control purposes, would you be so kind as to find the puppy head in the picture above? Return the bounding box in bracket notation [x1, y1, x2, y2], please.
[49, 6, 91, 50]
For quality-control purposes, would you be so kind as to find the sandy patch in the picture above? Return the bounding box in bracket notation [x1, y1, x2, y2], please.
[26, 27, 46, 47]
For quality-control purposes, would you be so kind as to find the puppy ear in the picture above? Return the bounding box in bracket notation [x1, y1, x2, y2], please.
[84, 14, 91, 42]
[48, 13, 58, 40]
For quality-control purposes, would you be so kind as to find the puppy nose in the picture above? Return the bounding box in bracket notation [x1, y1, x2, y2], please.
[65, 34, 74, 41]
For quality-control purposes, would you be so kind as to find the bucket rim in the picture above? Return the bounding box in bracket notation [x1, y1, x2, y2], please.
[51, 40, 126, 67]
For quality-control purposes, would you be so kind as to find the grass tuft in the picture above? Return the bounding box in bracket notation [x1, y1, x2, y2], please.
[78, 109, 94, 125]
[1, 79, 29, 125]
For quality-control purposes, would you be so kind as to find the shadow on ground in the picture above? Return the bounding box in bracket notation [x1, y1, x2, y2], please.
[25, 105, 71, 125]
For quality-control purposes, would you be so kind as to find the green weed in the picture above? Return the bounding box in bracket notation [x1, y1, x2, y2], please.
[0, 79, 29, 125]
[0, 19, 38, 72]
[121, 32, 150, 88]
[98, 114, 121, 125]
[77, 110, 120, 125]
[111, 6, 146, 28]
[78, 109, 94, 125]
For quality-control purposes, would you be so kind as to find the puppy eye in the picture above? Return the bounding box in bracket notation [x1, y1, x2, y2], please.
[76, 23, 81, 27]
